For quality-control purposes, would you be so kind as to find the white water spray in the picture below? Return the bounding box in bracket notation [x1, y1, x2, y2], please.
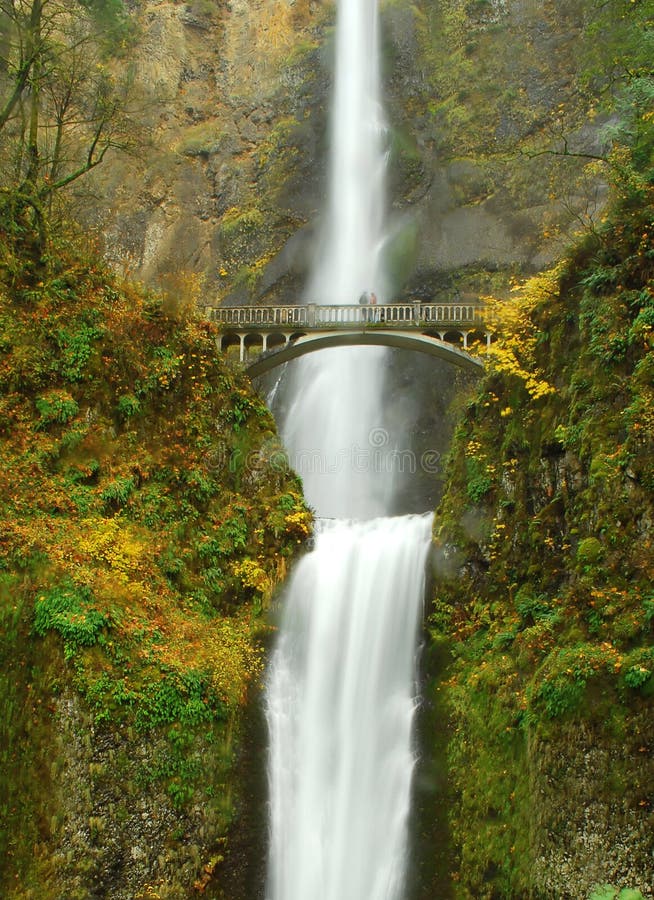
[265, 0, 432, 896]
[266, 515, 432, 900]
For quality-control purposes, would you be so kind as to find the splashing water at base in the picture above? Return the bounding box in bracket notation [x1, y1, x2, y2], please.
[266, 514, 433, 900]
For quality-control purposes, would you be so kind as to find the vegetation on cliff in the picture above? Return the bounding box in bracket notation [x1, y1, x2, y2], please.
[0, 211, 310, 898]
[382, 0, 652, 301]
[430, 47, 654, 899]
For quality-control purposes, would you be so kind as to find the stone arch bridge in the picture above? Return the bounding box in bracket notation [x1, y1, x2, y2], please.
[206, 301, 491, 376]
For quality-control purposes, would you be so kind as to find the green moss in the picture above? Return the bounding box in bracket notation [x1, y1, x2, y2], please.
[219, 206, 265, 241]
[431, 113, 654, 893]
[176, 121, 223, 157]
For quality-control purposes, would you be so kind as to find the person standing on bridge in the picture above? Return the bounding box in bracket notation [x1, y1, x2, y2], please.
[370, 291, 378, 323]
[359, 291, 370, 323]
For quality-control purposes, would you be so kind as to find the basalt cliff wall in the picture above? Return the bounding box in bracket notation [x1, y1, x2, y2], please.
[82, 0, 607, 307]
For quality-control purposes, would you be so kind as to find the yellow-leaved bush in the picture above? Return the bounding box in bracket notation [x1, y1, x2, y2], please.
[481, 267, 562, 401]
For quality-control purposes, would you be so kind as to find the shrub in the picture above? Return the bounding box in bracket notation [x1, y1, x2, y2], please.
[576, 537, 604, 567]
[100, 476, 135, 508]
[35, 390, 79, 426]
[116, 394, 140, 419]
[33, 582, 109, 660]
[465, 457, 493, 503]
[515, 587, 555, 625]
[55, 322, 103, 381]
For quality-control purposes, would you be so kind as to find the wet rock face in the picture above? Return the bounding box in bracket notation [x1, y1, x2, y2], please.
[382, 0, 608, 297]
[530, 721, 654, 899]
[81, 0, 325, 300]
[52, 692, 233, 900]
[81, 0, 606, 306]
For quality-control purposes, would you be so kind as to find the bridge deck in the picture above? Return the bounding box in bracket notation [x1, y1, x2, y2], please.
[206, 302, 486, 330]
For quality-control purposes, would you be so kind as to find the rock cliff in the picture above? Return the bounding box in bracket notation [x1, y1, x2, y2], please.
[82, 0, 609, 306]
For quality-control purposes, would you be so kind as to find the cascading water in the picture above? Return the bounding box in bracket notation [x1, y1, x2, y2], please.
[266, 515, 432, 900]
[304, 0, 387, 304]
[264, 0, 433, 897]
[273, 0, 392, 520]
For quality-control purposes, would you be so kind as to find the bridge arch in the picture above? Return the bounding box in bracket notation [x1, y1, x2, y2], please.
[244, 333, 264, 355]
[266, 332, 289, 351]
[245, 329, 483, 377]
[221, 331, 242, 358]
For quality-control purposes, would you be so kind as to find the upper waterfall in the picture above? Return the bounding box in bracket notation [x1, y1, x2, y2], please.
[306, 0, 388, 306]
[270, 0, 396, 520]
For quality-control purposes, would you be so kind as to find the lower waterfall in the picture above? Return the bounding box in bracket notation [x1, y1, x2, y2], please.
[265, 512, 433, 900]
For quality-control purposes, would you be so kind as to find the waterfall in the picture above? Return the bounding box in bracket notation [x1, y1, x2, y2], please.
[266, 515, 432, 900]
[264, 0, 432, 897]
[273, 0, 392, 520]
[305, 0, 387, 305]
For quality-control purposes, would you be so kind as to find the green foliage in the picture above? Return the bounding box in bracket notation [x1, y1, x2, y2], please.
[100, 476, 135, 509]
[465, 456, 493, 503]
[514, 588, 556, 626]
[77, 0, 134, 52]
[532, 672, 586, 719]
[221, 387, 268, 431]
[219, 206, 265, 240]
[623, 665, 651, 691]
[33, 582, 109, 660]
[197, 511, 249, 562]
[116, 393, 140, 419]
[589, 887, 645, 900]
[135, 670, 225, 732]
[55, 321, 104, 382]
[0, 224, 311, 882]
[431, 72, 654, 890]
[177, 122, 222, 157]
[35, 390, 79, 426]
[576, 537, 604, 567]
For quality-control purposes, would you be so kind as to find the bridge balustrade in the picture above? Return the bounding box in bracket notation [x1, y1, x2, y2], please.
[314, 305, 362, 325]
[216, 306, 306, 326]
[422, 305, 480, 323]
[379, 305, 412, 323]
[208, 301, 487, 329]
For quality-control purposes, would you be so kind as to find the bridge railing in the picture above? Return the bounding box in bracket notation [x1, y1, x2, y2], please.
[212, 306, 308, 326]
[207, 302, 486, 329]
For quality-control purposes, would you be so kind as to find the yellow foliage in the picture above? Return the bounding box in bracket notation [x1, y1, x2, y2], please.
[481, 266, 562, 401]
[231, 557, 273, 599]
[156, 611, 264, 707]
[76, 517, 149, 580]
[284, 508, 312, 538]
